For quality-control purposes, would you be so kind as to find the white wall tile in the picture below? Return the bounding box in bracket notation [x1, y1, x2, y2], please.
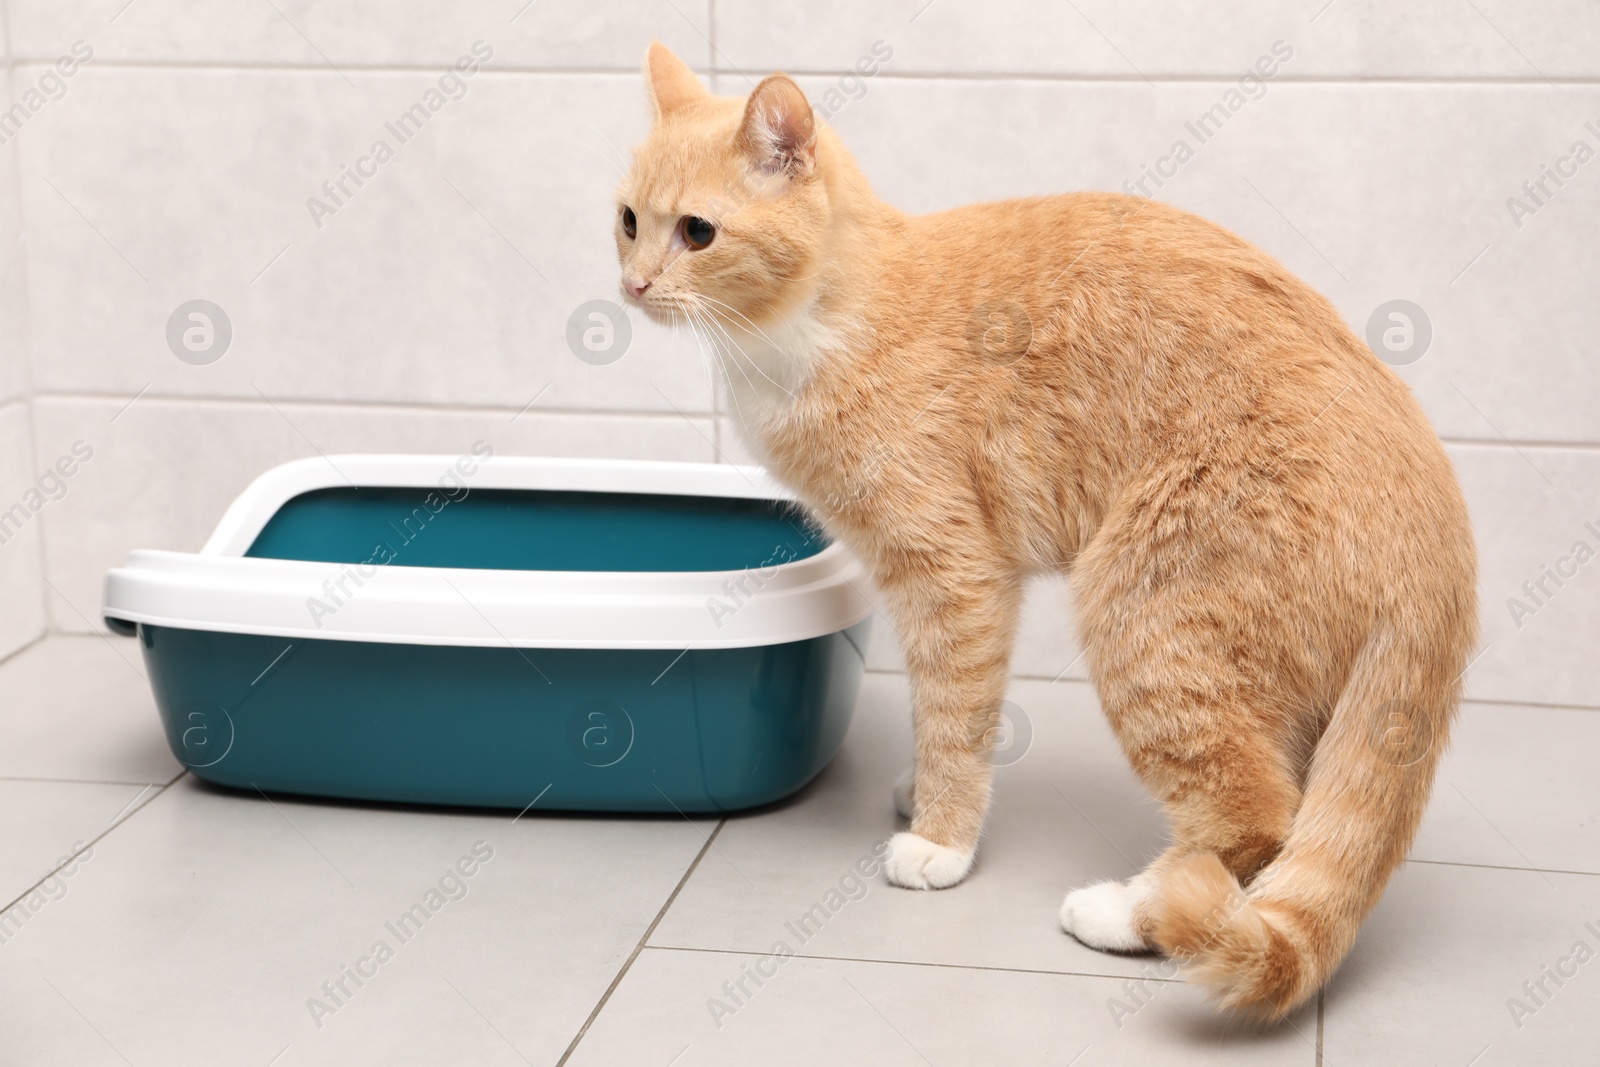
[16, 66, 711, 415]
[0, 64, 30, 407]
[0, 401, 47, 658]
[717, 0, 1600, 79]
[1453, 442, 1600, 707]
[8, 0, 710, 70]
[32, 395, 716, 632]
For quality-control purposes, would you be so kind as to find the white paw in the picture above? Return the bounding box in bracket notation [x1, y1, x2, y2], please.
[884, 832, 974, 890]
[1060, 878, 1153, 953]
[893, 767, 915, 819]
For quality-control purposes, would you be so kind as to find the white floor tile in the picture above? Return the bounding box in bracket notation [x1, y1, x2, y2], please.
[651, 672, 1172, 980]
[568, 947, 1317, 1066]
[0, 779, 151, 912]
[0, 635, 180, 784]
[1415, 701, 1600, 875]
[0, 774, 711, 1066]
[1326, 863, 1600, 1065]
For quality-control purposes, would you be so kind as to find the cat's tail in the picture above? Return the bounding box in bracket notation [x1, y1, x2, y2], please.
[1147, 630, 1463, 1018]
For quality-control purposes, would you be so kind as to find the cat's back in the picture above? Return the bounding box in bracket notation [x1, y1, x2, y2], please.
[903, 190, 1372, 386]
[909, 190, 1310, 304]
[894, 190, 1465, 565]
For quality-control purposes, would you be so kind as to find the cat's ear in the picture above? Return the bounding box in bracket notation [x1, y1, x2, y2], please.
[644, 41, 708, 120]
[736, 75, 816, 177]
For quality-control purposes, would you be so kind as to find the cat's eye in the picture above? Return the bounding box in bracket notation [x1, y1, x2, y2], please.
[682, 216, 715, 250]
[620, 206, 637, 239]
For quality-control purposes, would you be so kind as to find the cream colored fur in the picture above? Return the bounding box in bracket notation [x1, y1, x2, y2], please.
[614, 44, 1478, 1019]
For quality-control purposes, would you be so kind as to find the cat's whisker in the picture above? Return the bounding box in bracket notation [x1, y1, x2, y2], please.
[693, 293, 789, 354]
[577, 118, 633, 175]
[676, 306, 720, 392]
[692, 301, 797, 400]
[678, 301, 729, 392]
[687, 300, 762, 429]
[573, 140, 628, 183]
[695, 303, 767, 394]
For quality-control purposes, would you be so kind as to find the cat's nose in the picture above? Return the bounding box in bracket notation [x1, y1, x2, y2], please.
[623, 276, 651, 299]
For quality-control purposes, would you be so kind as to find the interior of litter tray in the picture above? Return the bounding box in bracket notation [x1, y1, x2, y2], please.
[243, 486, 827, 572]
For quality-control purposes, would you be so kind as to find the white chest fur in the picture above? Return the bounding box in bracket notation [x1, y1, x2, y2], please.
[710, 302, 846, 439]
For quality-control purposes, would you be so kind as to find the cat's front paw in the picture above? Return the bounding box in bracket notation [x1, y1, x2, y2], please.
[884, 831, 974, 890]
[892, 767, 915, 820]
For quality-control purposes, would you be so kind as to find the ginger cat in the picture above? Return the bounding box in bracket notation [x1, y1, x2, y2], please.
[615, 43, 1477, 1018]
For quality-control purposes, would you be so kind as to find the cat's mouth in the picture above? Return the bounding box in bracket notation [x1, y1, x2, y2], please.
[623, 290, 690, 327]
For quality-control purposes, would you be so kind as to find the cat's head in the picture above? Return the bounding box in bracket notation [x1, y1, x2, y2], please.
[616, 43, 828, 330]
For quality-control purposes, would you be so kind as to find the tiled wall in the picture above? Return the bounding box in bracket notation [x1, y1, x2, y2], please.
[1, 2, 1595, 707]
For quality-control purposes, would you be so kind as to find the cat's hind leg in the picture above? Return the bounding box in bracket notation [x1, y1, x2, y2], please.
[1060, 644, 1302, 951]
[1059, 875, 1158, 953]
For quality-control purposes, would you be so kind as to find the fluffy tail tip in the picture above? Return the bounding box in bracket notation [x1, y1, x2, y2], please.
[1149, 853, 1310, 1019]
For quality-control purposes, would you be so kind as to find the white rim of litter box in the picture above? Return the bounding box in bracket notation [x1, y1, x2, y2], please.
[102, 455, 875, 650]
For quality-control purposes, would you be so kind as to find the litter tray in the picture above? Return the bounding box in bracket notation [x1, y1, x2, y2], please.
[102, 455, 873, 812]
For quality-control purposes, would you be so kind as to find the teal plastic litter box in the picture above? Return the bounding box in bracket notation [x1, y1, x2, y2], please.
[101, 455, 873, 812]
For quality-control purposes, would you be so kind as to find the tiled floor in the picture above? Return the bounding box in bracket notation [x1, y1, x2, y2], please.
[1, 636, 1596, 1066]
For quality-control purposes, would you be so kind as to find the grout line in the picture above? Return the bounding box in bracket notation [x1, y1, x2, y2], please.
[0, 774, 175, 788]
[9, 56, 1600, 85]
[4, 36, 50, 646]
[1455, 695, 1600, 714]
[643, 943, 1185, 983]
[740, 70, 1600, 86]
[1315, 990, 1325, 1067]
[25, 402, 1600, 455]
[552, 819, 727, 1067]
[1408, 857, 1600, 879]
[1441, 436, 1600, 453]
[987, 668, 1600, 714]
[9, 57, 715, 76]
[707, 0, 717, 74]
[33, 390, 717, 421]
[0, 771, 182, 918]
[0, 630, 45, 671]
